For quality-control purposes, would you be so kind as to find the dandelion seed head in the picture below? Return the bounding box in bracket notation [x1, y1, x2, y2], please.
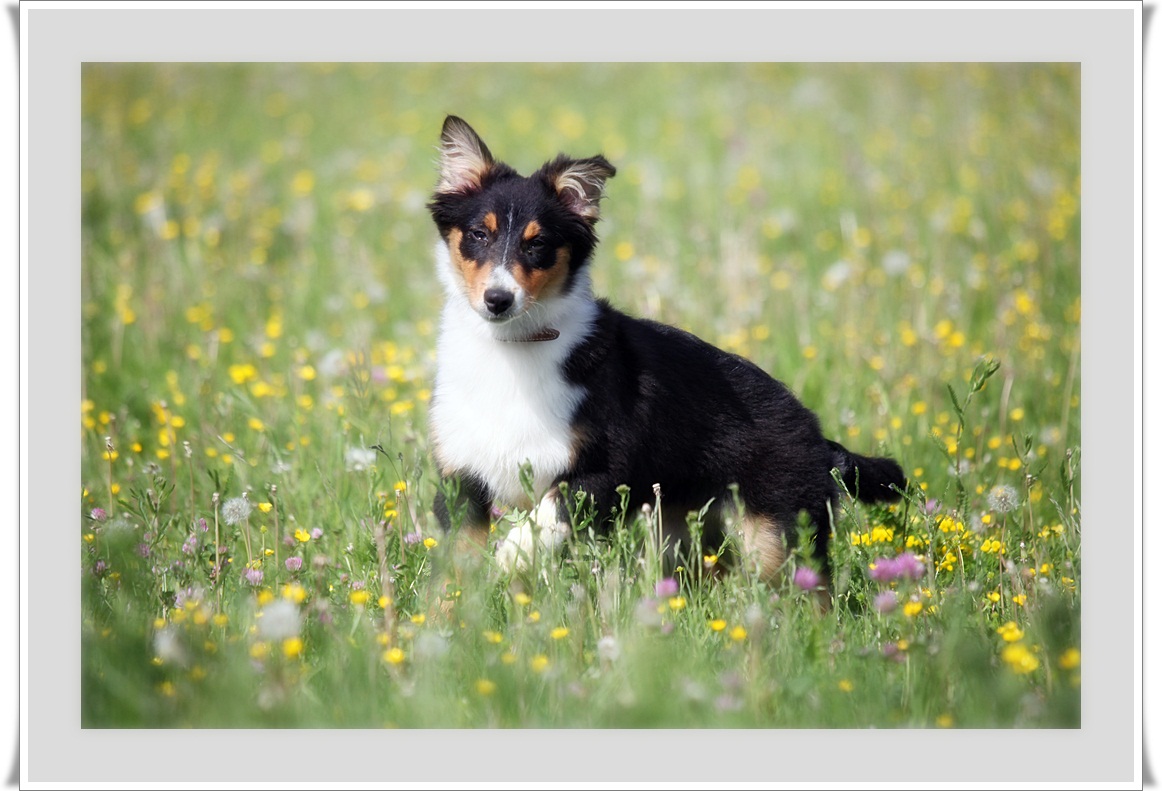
[987, 484, 1020, 514]
[221, 496, 252, 525]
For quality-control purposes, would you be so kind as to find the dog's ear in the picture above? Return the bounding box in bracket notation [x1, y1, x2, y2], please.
[541, 155, 617, 221]
[435, 116, 495, 194]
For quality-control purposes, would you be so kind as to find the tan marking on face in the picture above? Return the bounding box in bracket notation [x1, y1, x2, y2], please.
[522, 220, 542, 241]
[511, 246, 571, 303]
[446, 228, 495, 308]
[482, 212, 498, 233]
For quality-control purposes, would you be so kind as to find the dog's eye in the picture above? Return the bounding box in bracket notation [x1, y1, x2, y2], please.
[468, 228, 488, 242]
[524, 237, 544, 252]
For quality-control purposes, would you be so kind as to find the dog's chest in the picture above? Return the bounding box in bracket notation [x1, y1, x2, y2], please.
[430, 327, 586, 505]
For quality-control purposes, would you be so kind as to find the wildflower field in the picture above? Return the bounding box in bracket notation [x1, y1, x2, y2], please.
[81, 63, 1081, 728]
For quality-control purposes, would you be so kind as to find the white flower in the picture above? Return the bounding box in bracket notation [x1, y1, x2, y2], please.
[345, 447, 377, 472]
[153, 627, 187, 666]
[597, 635, 621, 663]
[882, 249, 910, 275]
[257, 599, 302, 641]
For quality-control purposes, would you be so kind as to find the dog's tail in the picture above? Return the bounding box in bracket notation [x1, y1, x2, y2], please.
[827, 440, 907, 504]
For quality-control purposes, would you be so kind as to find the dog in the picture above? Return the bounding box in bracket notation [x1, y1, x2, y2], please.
[427, 115, 905, 588]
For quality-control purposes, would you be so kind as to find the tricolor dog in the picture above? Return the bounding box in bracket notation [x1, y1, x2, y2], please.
[427, 115, 905, 588]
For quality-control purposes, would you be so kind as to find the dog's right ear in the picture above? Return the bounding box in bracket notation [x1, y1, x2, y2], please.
[435, 116, 495, 194]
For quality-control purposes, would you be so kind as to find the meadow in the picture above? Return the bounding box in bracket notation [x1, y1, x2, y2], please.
[80, 63, 1081, 728]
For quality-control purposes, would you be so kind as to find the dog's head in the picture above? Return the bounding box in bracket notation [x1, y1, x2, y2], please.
[427, 116, 615, 329]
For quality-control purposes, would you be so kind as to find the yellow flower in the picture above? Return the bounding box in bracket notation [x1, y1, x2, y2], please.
[550, 627, 570, 640]
[282, 637, 304, 658]
[378, 595, 392, 609]
[703, 553, 718, 567]
[383, 647, 405, 665]
[350, 590, 370, 606]
[1001, 643, 1040, 674]
[1058, 648, 1081, 670]
[257, 502, 273, 513]
[293, 528, 311, 543]
[482, 630, 504, 644]
[423, 537, 438, 549]
[228, 363, 257, 384]
[709, 619, 727, 632]
[903, 601, 923, 617]
[935, 713, 954, 728]
[530, 654, 550, 673]
[729, 625, 747, 642]
[838, 679, 854, 692]
[410, 613, 426, 625]
[475, 678, 497, 696]
[514, 592, 532, 607]
[996, 621, 1024, 642]
[668, 596, 687, 611]
[281, 583, 307, 603]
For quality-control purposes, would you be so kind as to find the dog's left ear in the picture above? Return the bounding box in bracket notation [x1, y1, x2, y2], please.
[541, 155, 617, 221]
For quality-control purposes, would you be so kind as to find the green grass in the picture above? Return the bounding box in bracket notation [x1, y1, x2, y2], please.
[80, 63, 1081, 728]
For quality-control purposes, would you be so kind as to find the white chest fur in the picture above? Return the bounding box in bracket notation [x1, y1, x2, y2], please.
[430, 247, 598, 506]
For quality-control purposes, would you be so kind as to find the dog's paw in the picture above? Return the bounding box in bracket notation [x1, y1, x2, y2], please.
[494, 494, 570, 575]
[496, 523, 536, 574]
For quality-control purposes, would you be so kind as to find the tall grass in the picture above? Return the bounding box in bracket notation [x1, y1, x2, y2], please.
[81, 63, 1080, 727]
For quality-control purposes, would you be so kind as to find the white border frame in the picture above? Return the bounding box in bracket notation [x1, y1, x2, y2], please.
[14, 1, 1145, 788]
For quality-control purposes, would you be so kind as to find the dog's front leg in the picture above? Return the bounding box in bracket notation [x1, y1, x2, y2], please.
[433, 471, 493, 550]
[495, 490, 571, 575]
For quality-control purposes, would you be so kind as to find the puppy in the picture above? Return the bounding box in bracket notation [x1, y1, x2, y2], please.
[427, 116, 905, 586]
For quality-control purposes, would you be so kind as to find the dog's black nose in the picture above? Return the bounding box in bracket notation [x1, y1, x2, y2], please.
[483, 288, 514, 316]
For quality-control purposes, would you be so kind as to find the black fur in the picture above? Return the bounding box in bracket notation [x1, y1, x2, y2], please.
[559, 301, 905, 579]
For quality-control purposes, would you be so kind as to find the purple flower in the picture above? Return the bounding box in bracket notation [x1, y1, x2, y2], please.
[181, 534, 198, 555]
[285, 556, 303, 572]
[924, 499, 940, 515]
[136, 543, 152, 558]
[244, 567, 264, 586]
[197, 517, 209, 532]
[896, 554, 926, 580]
[655, 577, 679, 597]
[89, 507, 108, 522]
[792, 566, 822, 591]
[873, 590, 898, 614]
[310, 528, 323, 540]
[869, 554, 927, 584]
[403, 532, 422, 545]
[93, 559, 108, 576]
